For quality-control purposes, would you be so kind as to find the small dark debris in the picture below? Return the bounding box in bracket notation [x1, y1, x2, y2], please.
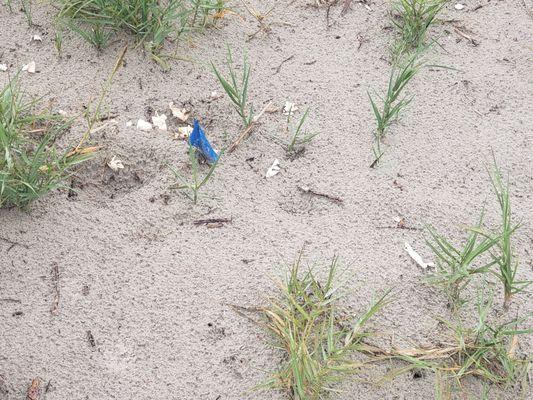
[86, 330, 96, 347]
[412, 370, 424, 379]
[12, 311, 23, 317]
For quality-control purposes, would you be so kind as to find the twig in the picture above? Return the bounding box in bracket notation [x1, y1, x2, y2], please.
[228, 102, 272, 153]
[193, 217, 232, 226]
[0, 236, 29, 252]
[376, 225, 420, 231]
[272, 55, 294, 74]
[0, 298, 21, 303]
[50, 263, 60, 316]
[297, 185, 343, 204]
[454, 27, 479, 46]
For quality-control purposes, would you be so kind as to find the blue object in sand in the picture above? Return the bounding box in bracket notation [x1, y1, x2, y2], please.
[189, 119, 219, 164]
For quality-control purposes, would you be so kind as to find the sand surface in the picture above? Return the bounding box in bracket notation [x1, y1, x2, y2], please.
[1, 1, 532, 399]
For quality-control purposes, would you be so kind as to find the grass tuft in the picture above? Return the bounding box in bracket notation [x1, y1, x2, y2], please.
[0, 77, 95, 209]
[274, 108, 318, 155]
[56, 0, 228, 68]
[168, 144, 221, 204]
[368, 50, 423, 166]
[480, 157, 531, 309]
[211, 45, 254, 127]
[426, 211, 500, 312]
[391, 0, 447, 54]
[257, 255, 391, 399]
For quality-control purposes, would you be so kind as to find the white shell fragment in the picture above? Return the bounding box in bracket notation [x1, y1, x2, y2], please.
[0, 64, 7, 72]
[136, 119, 153, 131]
[107, 156, 124, 171]
[22, 61, 36, 73]
[31, 34, 42, 42]
[454, 3, 465, 10]
[266, 159, 281, 178]
[126, 120, 133, 127]
[283, 101, 298, 116]
[169, 102, 190, 122]
[152, 113, 168, 131]
[176, 125, 193, 139]
[210, 91, 222, 100]
[404, 242, 434, 270]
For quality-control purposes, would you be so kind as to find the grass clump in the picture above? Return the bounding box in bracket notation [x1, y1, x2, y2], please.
[391, 0, 447, 53]
[211, 46, 254, 128]
[426, 212, 500, 312]
[257, 255, 390, 399]
[56, 1, 227, 67]
[480, 160, 531, 309]
[426, 159, 530, 310]
[368, 51, 423, 166]
[168, 144, 220, 204]
[0, 77, 95, 209]
[386, 289, 531, 396]
[275, 108, 317, 155]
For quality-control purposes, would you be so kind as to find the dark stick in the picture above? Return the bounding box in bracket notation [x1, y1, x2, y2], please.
[273, 55, 294, 74]
[193, 218, 232, 226]
[297, 186, 343, 204]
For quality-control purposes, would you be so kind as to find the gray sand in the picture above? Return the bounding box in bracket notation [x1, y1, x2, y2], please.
[1, 1, 532, 399]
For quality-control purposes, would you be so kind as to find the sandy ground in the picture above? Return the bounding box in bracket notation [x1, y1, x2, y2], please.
[1, 1, 532, 399]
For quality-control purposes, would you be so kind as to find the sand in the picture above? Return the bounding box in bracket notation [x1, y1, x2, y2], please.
[1, 1, 532, 399]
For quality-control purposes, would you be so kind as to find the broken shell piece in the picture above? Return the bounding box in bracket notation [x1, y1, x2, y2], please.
[210, 91, 222, 100]
[22, 61, 36, 73]
[152, 113, 167, 131]
[404, 242, 434, 270]
[0, 64, 7, 72]
[266, 159, 281, 178]
[169, 102, 190, 122]
[394, 216, 406, 228]
[31, 34, 42, 42]
[58, 109, 68, 117]
[454, 3, 464, 10]
[283, 101, 298, 116]
[136, 119, 153, 131]
[126, 120, 133, 127]
[107, 156, 124, 171]
[176, 125, 193, 140]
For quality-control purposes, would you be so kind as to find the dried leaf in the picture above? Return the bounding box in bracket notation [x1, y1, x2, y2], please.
[264, 103, 280, 113]
[136, 119, 153, 131]
[266, 159, 281, 178]
[107, 156, 124, 171]
[152, 113, 167, 131]
[169, 102, 190, 122]
[404, 242, 434, 270]
[26, 378, 42, 400]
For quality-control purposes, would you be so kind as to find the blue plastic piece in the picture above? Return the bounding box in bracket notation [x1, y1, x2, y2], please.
[188, 119, 219, 164]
